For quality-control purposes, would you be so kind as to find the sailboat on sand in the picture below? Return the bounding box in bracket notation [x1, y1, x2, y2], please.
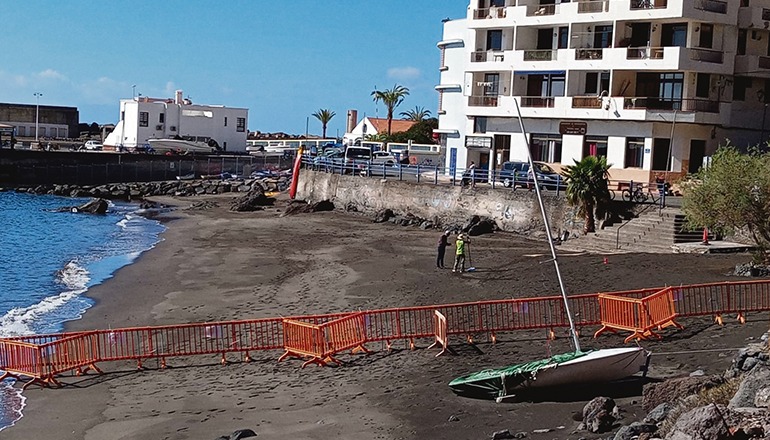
[448, 100, 650, 402]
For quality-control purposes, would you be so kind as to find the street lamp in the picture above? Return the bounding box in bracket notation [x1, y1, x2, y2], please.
[33, 92, 42, 142]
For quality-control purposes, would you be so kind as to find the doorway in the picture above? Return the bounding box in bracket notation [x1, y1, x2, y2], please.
[652, 138, 671, 171]
[493, 134, 511, 170]
[689, 140, 706, 174]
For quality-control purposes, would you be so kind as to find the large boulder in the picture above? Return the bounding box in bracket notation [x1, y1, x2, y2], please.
[281, 200, 335, 216]
[643, 375, 725, 412]
[230, 187, 275, 212]
[55, 198, 109, 214]
[729, 363, 770, 409]
[373, 208, 395, 223]
[612, 422, 657, 440]
[666, 404, 732, 440]
[579, 396, 617, 433]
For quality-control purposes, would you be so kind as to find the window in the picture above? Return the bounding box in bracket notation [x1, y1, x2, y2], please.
[139, 112, 149, 127]
[593, 25, 613, 49]
[527, 73, 565, 97]
[584, 72, 609, 95]
[121, 111, 125, 121]
[625, 137, 645, 168]
[558, 27, 569, 49]
[662, 23, 687, 48]
[583, 136, 608, 158]
[483, 73, 500, 96]
[224, 116, 228, 127]
[159, 113, 165, 123]
[738, 29, 747, 55]
[733, 77, 751, 101]
[530, 134, 563, 163]
[698, 24, 713, 49]
[696, 73, 710, 98]
[474, 117, 488, 133]
[487, 30, 503, 51]
[236, 117, 246, 132]
[17, 126, 25, 136]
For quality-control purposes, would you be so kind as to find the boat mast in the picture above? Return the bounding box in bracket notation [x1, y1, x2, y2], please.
[512, 98, 581, 353]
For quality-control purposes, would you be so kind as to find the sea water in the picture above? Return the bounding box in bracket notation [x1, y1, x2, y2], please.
[0, 191, 165, 432]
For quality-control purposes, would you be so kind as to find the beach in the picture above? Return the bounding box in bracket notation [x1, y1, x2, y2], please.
[4, 193, 767, 440]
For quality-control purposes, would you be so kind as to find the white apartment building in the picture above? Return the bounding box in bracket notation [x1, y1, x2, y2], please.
[104, 90, 248, 152]
[436, 0, 770, 183]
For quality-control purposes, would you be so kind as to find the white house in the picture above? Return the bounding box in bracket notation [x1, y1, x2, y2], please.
[342, 110, 418, 145]
[435, 0, 770, 184]
[104, 90, 248, 152]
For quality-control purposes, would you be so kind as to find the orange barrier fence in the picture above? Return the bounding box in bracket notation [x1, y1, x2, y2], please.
[428, 311, 449, 357]
[594, 287, 684, 343]
[3, 280, 770, 385]
[279, 313, 369, 367]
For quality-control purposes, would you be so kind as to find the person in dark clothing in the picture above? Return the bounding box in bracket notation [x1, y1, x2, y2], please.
[436, 230, 450, 268]
[400, 150, 411, 165]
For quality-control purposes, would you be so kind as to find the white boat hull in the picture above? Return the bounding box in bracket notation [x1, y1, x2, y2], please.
[148, 138, 217, 153]
[514, 347, 649, 390]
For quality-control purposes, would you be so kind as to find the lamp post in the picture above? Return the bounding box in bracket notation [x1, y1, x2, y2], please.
[34, 92, 42, 142]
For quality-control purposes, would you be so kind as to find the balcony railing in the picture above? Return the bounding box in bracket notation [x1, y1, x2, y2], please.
[520, 96, 556, 108]
[468, 96, 499, 107]
[690, 48, 724, 64]
[623, 97, 719, 113]
[523, 49, 556, 61]
[471, 51, 505, 62]
[626, 47, 665, 59]
[527, 4, 556, 16]
[759, 56, 770, 69]
[572, 96, 604, 108]
[576, 48, 603, 60]
[693, 0, 727, 14]
[578, 0, 608, 13]
[630, 0, 667, 10]
[473, 7, 506, 19]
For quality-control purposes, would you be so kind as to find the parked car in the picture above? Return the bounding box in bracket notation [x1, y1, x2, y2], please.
[80, 140, 103, 151]
[499, 161, 566, 190]
[371, 151, 396, 166]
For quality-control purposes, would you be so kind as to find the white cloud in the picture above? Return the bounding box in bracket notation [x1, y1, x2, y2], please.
[37, 69, 67, 81]
[387, 66, 421, 81]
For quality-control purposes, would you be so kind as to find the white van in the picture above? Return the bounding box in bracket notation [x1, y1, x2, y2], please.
[344, 146, 372, 172]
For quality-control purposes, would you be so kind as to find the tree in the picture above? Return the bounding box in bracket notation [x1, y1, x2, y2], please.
[371, 84, 410, 135]
[400, 106, 431, 121]
[311, 109, 336, 139]
[562, 155, 612, 234]
[389, 118, 439, 144]
[682, 145, 770, 259]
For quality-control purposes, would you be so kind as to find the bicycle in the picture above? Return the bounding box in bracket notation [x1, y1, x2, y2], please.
[621, 183, 659, 204]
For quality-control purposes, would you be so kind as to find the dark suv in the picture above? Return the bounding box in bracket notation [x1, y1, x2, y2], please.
[499, 161, 567, 190]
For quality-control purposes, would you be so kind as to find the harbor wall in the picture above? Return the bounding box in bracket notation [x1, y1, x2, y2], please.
[296, 169, 582, 235]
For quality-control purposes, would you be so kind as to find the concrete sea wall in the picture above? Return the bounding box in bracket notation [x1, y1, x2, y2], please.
[296, 169, 582, 236]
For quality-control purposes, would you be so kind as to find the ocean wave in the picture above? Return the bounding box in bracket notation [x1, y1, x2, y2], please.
[0, 288, 87, 338]
[0, 382, 25, 433]
[55, 260, 90, 291]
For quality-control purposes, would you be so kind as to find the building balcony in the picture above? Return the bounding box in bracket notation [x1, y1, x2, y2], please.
[572, 96, 604, 109]
[471, 50, 506, 63]
[692, 0, 727, 14]
[526, 4, 555, 16]
[575, 48, 603, 60]
[520, 96, 556, 108]
[468, 96, 499, 107]
[522, 49, 557, 62]
[629, 0, 667, 11]
[734, 55, 770, 78]
[472, 6, 506, 20]
[738, 6, 770, 28]
[597, 46, 732, 73]
[577, 0, 609, 13]
[623, 97, 719, 113]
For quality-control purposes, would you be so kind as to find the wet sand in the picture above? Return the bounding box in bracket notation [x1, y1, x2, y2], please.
[4, 193, 767, 440]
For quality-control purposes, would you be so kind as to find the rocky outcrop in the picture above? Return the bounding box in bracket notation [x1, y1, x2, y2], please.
[578, 396, 618, 433]
[642, 375, 725, 412]
[11, 176, 282, 201]
[55, 198, 109, 214]
[281, 200, 335, 216]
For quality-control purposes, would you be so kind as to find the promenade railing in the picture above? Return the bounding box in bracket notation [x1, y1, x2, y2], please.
[2, 280, 769, 386]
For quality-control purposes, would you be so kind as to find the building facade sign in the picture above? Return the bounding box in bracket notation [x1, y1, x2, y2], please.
[465, 136, 492, 149]
[559, 121, 588, 135]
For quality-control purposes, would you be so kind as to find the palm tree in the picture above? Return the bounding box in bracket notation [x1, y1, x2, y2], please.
[561, 155, 612, 234]
[371, 84, 410, 135]
[400, 106, 432, 121]
[312, 109, 336, 138]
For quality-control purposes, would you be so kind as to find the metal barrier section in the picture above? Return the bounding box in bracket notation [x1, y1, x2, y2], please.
[3, 280, 770, 385]
[278, 318, 325, 368]
[595, 287, 683, 343]
[427, 311, 449, 357]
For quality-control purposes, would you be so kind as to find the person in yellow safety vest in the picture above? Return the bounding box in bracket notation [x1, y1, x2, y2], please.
[453, 233, 470, 273]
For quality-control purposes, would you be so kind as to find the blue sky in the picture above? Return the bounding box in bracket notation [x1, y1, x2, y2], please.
[1, 1, 467, 137]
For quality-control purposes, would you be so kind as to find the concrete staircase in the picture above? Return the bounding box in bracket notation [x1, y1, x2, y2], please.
[560, 205, 680, 254]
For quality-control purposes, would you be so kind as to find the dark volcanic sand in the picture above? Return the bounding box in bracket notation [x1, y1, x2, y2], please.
[4, 194, 767, 440]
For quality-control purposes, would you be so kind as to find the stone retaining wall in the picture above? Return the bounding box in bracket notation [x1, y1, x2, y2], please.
[296, 169, 583, 236]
